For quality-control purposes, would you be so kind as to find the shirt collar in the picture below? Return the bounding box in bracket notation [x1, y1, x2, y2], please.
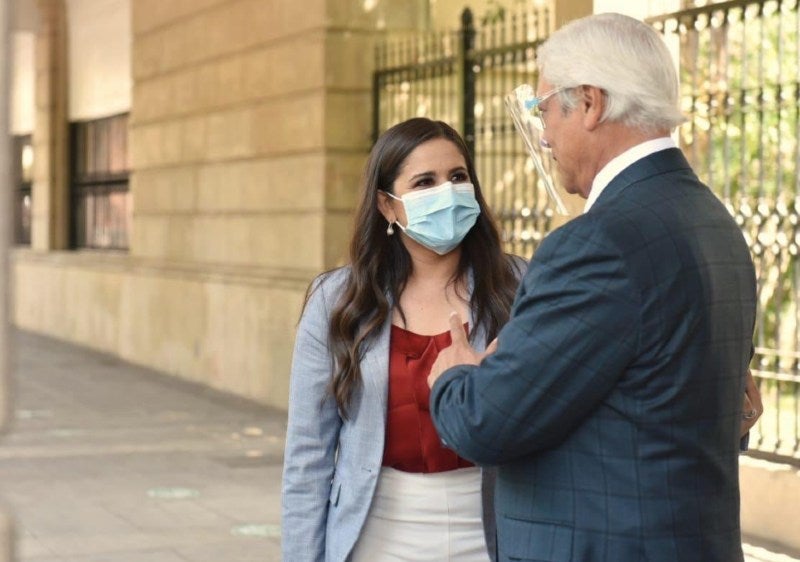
[583, 137, 677, 213]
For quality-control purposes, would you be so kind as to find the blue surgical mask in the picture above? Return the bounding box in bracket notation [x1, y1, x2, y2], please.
[384, 181, 481, 255]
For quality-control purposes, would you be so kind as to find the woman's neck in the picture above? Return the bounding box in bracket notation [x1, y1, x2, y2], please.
[406, 244, 462, 286]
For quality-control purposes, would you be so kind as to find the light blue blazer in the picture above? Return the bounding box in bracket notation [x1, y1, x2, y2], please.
[281, 265, 502, 562]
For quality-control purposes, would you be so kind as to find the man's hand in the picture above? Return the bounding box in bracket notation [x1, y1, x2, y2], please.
[740, 369, 763, 438]
[427, 312, 498, 388]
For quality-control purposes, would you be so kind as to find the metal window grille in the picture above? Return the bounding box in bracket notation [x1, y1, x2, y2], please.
[69, 113, 131, 250]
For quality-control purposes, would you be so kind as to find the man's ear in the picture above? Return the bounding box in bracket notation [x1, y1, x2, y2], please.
[580, 85, 606, 131]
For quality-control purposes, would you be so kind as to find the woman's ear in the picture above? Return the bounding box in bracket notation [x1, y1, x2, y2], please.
[581, 85, 605, 131]
[376, 191, 396, 222]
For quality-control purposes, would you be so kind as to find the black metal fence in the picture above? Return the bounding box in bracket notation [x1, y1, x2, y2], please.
[373, 1, 800, 464]
[650, 0, 800, 463]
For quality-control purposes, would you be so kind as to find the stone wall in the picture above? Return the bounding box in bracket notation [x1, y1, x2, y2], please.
[12, 0, 431, 409]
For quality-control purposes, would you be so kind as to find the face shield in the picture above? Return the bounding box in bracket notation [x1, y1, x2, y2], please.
[504, 84, 569, 216]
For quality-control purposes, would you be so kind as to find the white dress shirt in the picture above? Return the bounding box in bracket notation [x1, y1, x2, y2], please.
[584, 137, 677, 213]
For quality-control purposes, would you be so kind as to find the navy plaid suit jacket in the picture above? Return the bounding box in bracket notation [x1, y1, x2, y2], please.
[431, 148, 757, 562]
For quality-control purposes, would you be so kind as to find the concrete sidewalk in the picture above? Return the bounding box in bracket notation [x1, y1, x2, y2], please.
[0, 330, 797, 562]
[1, 330, 285, 561]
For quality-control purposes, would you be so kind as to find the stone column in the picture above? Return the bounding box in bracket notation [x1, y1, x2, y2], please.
[31, 0, 68, 251]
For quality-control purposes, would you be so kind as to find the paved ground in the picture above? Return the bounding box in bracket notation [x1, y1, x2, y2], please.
[1, 331, 284, 561]
[0, 330, 796, 562]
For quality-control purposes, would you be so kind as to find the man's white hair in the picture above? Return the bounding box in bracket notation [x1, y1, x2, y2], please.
[537, 12, 686, 132]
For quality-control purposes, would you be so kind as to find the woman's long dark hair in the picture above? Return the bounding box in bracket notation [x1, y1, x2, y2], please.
[318, 118, 520, 417]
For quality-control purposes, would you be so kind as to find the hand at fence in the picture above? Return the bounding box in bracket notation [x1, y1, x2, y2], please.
[740, 369, 763, 438]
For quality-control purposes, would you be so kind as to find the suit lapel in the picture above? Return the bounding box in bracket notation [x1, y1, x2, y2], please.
[591, 148, 694, 212]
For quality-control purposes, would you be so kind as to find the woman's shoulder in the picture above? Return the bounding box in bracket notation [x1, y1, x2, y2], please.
[506, 253, 529, 279]
[311, 265, 352, 291]
[304, 265, 352, 310]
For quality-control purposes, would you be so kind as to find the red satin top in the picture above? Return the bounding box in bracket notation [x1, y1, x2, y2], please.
[381, 323, 474, 473]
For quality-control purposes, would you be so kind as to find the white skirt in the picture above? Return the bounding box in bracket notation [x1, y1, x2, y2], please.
[350, 466, 490, 562]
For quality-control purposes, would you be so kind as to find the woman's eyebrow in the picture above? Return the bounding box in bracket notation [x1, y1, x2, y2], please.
[408, 171, 434, 181]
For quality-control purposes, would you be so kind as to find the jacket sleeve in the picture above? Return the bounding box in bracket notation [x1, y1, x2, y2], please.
[281, 274, 343, 562]
[431, 220, 640, 465]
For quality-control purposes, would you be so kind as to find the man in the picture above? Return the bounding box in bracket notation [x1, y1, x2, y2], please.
[428, 13, 757, 562]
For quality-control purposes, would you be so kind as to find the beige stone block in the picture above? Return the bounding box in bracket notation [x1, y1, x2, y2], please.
[325, 151, 366, 211]
[185, 213, 325, 269]
[325, 91, 372, 150]
[326, 0, 425, 30]
[204, 55, 246, 111]
[63, 269, 123, 351]
[160, 120, 184, 166]
[180, 115, 208, 162]
[170, 70, 198, 116]
[30, 211, 50, 251]
[196, 154, 326, 213]
[145, 3, 250, 77]
[163, 216, 195, 261]
[130, 214, 169, 259]
[132, 167, 198, 214]
[162, 18, 214, 75]
[32, 139, 51, 182]
[129, 123, 160, 170]
[35, 36, 51, 71]
[325, 31, 375, 90]
[192, 63, 220, 113]
[130, 120, 187, 169]
[132, 30, 167, 80]
[132, 0, 229, 35]
[251, 94, 325, 155]
[132, 77, 173, 123]
[195, 164, 242, 212]
[241, 33, 325, 101]
[206, 107, 256, 161]
[35, 70, 53, 109]
[190, 215, 245, 265]
[200, 282, 304, 404]
[33, 111, 51, 146]
[240, 0, 326, 46]
[324, 210, 355, 268]
[248, 213, 325, 269]
[122, 274, 209, 381]
[14, 261, 122, 353]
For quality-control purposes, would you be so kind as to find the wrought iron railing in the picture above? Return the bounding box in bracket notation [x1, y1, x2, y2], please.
[650, 0, 800, 463]
[374, 0, 800, 464]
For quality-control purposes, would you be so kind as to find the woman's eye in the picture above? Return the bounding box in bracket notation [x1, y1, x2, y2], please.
[414, 178, 434, 188]
[452, 172, 469, 183]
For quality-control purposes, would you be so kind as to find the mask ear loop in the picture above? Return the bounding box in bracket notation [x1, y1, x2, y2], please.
[380, 190, 407, 235]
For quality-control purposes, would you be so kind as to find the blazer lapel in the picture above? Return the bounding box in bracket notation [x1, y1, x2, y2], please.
[360, 307, 393, 416]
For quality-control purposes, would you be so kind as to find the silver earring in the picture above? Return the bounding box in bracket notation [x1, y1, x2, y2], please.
[387, 221, 395, 236]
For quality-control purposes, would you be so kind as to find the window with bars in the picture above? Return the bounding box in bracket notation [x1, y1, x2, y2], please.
[12, 135, 33, 245]
[69, 113, 131, 250]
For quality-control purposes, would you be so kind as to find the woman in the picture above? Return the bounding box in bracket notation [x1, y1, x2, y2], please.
[281, 117, 524, 562]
